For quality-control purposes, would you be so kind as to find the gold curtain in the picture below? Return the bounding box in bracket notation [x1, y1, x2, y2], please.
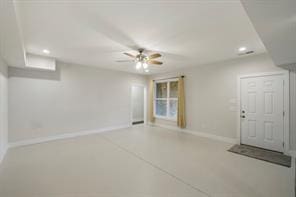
[177, 76, 186, 128]
[149, 80, 155, 123]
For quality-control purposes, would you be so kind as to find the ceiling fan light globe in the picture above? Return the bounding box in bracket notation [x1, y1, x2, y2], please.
[136, 62, 142, 70]
[143, 63, 148, 69]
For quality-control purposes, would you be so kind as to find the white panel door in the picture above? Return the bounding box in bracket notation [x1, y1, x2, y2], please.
[240, 75, 284, 152]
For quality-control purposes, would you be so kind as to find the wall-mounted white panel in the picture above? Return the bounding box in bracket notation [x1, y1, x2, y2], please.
[26, 53, 56, 71]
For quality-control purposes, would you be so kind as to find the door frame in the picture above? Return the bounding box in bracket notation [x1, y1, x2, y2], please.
[130, 83, 147, 126]
[237, 71, 290, 154]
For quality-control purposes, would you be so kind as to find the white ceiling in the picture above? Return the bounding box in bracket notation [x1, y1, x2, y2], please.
[9, 0, 266, 74]
[241, 0, 296, 66]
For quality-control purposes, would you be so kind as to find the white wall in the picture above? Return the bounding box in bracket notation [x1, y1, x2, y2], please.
[0, 56, 8, 163]
[132, 86, 144, 122]
[8, 62, 147, 142]
[150, 54, 292, 145]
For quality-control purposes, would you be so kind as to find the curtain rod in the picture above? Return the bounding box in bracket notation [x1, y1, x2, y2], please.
[153, 75, 185, 81]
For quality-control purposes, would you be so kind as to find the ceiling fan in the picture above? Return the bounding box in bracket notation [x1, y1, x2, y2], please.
[117, 49, 163, 72]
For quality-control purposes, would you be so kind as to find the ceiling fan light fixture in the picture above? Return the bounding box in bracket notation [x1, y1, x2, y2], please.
[120, 49, 163, 71]
[136, 62, 142, 70]
[143, 62, 148, 69]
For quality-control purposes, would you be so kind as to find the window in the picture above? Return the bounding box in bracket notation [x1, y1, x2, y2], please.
[154, 79, 178, 120]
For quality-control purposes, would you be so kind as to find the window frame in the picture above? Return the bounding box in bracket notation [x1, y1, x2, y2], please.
[153, 78, 178, 121]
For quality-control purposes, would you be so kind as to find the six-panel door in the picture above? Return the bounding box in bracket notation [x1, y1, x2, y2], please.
[240, 75, 284, 152]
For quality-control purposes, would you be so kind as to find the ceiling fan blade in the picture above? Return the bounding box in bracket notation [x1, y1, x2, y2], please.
[116, 60, 134, 62]
[123, 52, 136, 58]
[148, 60, 163, 65]
[148, 53, 161, 59]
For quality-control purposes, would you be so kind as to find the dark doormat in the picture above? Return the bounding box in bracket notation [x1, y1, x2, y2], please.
[228, 144, 291, 167]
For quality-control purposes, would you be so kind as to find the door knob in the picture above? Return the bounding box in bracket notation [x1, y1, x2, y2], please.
[241, 110, 245, 113]
[240, 115, 245, 118]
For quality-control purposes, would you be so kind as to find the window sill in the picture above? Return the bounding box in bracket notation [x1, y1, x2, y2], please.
[154, 115, 177, 122]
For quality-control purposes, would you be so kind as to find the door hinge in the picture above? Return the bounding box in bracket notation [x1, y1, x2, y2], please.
[283, 142, 285, 148]
[283, 111, 285, 116]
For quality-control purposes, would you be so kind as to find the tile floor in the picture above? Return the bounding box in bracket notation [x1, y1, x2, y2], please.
[0, 125, 294, 197]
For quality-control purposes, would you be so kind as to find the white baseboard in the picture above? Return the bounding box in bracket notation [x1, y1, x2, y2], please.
[9, 124, 130, 149]
[151, 123, 237, 144]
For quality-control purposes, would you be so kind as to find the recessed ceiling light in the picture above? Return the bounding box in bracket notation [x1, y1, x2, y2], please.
[238, 47, 247, 52]
[42, 49, 50, 54]
[145, 69, 149, 73]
